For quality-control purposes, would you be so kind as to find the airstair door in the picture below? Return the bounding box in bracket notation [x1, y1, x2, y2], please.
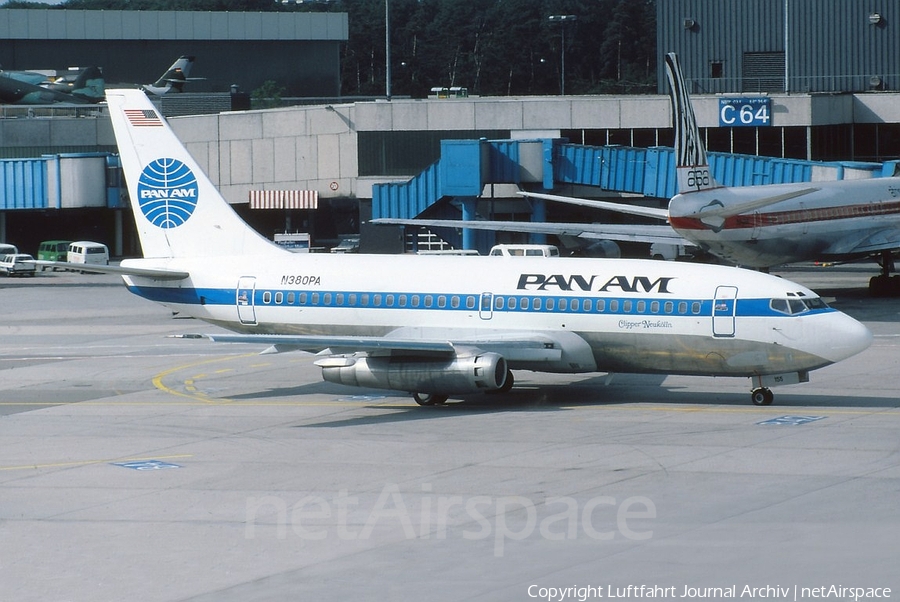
[479, 292, 494, 320]
[237, 276, 257, 325]
[712, 285, 737, 337]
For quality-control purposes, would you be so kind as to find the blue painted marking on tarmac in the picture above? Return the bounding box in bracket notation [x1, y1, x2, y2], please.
[336, 395, 389, 402]
[757, 415, 826, 426]
[112, 460, 182, 470]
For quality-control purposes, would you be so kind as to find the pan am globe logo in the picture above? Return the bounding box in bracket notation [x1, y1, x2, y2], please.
[137, 158, 199, 229]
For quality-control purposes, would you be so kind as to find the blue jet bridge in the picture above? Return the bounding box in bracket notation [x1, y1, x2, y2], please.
[372, 139, 897, 253]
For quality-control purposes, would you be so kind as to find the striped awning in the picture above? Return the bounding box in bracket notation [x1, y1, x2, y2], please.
[249, 190, 318, 209]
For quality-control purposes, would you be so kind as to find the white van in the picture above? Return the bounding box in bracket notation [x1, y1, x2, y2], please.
[489, 244, 560, 257]
[67, 241, 109, 268]
[0, 243, 18, 256]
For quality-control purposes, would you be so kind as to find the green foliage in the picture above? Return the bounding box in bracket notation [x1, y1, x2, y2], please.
[336, 0, 657, 97]
[251, 80, 286, 108]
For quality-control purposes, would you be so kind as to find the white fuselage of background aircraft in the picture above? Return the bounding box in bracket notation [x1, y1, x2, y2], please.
[668, 177, 900, 268]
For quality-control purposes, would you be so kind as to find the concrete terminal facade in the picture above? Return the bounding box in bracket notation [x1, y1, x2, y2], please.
[6, 89, 900, 254]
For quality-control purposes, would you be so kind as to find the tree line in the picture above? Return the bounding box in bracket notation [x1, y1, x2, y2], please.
[5, 0, 657, 98]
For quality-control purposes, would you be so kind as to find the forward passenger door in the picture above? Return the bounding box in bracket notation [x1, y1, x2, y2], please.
[712, 285, 737, 337]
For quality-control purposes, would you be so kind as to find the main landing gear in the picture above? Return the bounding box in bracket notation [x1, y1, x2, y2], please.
[870, 250, 900, 297]
[751, 387, 774, 406]
[413, 393, 448, 406]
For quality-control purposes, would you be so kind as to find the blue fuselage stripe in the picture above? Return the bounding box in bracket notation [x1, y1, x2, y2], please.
[126, 285, 833, 319]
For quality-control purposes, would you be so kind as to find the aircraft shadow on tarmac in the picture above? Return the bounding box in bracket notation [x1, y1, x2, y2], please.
[268, 373, 899, 428]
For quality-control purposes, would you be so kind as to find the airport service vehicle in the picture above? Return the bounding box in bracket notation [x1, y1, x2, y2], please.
[37, 240, 72, 269]
[0, 253, 36, 277]
[93, 88, 872, 406]
[67, 241, 109, 267]
[489, 244, 560, 257]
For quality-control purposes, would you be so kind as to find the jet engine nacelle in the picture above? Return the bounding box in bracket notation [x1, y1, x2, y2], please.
[581, 240, 621, 258]
[317, 352, 508, 394]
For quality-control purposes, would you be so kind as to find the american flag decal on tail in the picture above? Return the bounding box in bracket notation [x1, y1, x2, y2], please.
[124, 109, 162, 127]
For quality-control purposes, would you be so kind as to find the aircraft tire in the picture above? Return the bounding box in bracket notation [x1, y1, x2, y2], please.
[751, 388, 774, 406]
[869, 275, 900, 297]
[413, 393, 448, 406]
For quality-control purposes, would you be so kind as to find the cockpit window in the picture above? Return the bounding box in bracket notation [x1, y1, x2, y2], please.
[770, 298, 789, 314]
[770, 296, 829, 315]
[805, 297, 829, 310]
[788, 299, 808, 314]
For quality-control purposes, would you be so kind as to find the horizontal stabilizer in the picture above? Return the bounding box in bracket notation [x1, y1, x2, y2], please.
[518, 191, 669, 220]
[30, 260, 190, 280]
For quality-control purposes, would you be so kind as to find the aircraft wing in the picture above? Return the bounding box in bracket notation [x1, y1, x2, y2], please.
[205, 332, 565, 363]
[371, 217, 690, 246]
[824, 228, 900, 256]
[0, 75, 83, 104]
[31, 260, 190, 280]
[517, 191, 670, 220]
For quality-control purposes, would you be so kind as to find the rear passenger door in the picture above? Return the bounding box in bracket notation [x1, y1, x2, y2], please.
[236, 277, 257, 325]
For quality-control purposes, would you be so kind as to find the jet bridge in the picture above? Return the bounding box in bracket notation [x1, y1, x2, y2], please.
[372, 139, 897, 253]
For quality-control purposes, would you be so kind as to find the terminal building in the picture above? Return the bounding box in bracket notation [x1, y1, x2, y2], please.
[2, 1, 900, 256]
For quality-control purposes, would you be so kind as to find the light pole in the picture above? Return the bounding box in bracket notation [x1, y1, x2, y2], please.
[548, 14, 577, 95]
[385, 0, 391, 99]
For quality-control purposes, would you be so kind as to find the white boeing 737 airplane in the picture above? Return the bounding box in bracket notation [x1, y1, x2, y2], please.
[96, 88, 871, 406]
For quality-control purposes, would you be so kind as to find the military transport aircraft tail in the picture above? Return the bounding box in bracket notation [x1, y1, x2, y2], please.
[105, 89, 285, 259]
[61, 66, 105, 103]
[142, 56, 203, 96]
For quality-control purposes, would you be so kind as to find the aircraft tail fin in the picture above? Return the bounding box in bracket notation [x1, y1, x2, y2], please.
[143, 56, 198, 95]
[105, 88, 286, 260]
[70, 66, 105, 103]
[664, 52, 719, 194]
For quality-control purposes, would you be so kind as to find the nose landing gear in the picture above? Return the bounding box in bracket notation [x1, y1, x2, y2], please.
[751, 387, 774, 406]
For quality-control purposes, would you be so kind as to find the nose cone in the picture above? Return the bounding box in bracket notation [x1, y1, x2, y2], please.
[816, 311, 873, 364]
